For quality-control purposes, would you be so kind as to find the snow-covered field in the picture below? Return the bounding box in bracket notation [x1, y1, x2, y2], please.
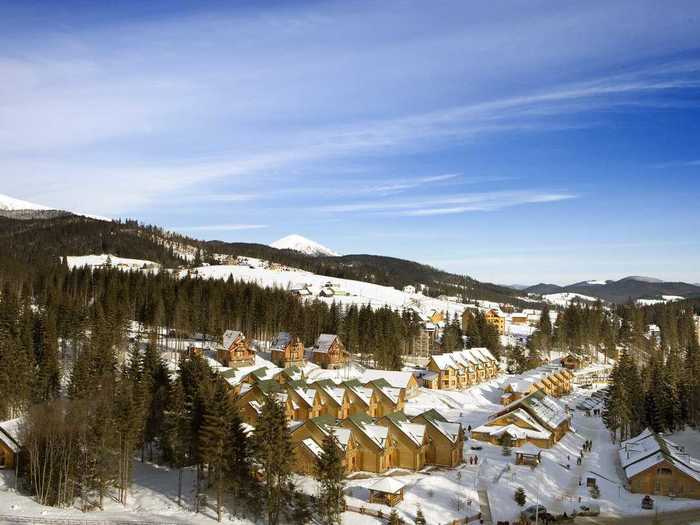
[542, 292, 598, 307]
[181, 262, 489, 318]
[66, 254, 161, 272]
[636, 295, 685, 306]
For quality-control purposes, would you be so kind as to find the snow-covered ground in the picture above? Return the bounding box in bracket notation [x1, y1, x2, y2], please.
[66, 254, 161, 272]
[636, 295, 685, 306]
[181, 262, 489, 318]
[542, 292, 598, 307]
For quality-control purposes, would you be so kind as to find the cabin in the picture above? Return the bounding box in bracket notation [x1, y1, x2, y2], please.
[417, 370, 439, 389]
[236, 380, 285, 425]
[620, 429, 700, 499]
[515, 443, 542, 466]
[341, 413, 397, 474]
[366, 379, 405, 417]
[270, 332, 306, 368]
[291, 416, 361, 475]
[411, 409, 464, 467]
[274, 365, 304, 385]
[285, 380, 324, 420]
[343, 379, 381, 418]
[0, 418, 21, 470]
[368, 477, 405, 507]
[360, 370, 419, 399]
[217, 330, 255, 368]
[510, 313, 529, 326]
[378, 412, 429, 471]
[313, 380, 351, 420]
[311, 334, 349, 369]
[484, 309, 505, 335]
[562, 352, 588, 370]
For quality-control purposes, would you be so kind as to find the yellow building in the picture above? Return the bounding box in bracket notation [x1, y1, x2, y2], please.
[484, 309, 505, 335]
[291, 415, 362, 475]
[411, 409, 464, 467]
[341, 413, 397, 474]
[378, 412, 429, 471]
[342, 379, 380, 417]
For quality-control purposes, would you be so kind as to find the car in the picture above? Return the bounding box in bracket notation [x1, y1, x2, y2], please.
[576, 503, 600, 516]
[642, 495, 654, 509]
[470, 444, 483, 450]
[520, 504, 547, 521]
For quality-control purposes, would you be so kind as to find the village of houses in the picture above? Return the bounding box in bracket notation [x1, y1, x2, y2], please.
[1, 290, 700, 524]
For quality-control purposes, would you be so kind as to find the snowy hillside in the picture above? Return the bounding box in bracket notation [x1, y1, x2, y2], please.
[182, 260, 487, 318]
[66, 254, 160, 272]
[270, 234, 339, 257]
[542, 292, 598, 306]
[0, 193, 52, 211]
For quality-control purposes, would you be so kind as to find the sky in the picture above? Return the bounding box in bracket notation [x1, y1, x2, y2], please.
[1, 0, 700, 285]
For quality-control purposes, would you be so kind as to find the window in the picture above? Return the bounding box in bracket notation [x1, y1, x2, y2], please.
[657, 467, 672, 476]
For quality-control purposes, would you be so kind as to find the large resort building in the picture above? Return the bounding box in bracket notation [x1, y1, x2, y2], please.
[426, 348, 499, 390]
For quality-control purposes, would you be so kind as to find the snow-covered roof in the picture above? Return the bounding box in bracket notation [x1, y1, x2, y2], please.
[369, 477, 405, 494]
[384, 412, 426, 447]
[0, 418, 21, 453]
[271, 331, 291, 350]
[619, 429, 700, 483]
[314, 334, 339, 354]
[473, 423, 551, 441]
[515, 443, 541, 455]
[347, 413, 389, 449]
[223, 329, 244, 349]
[360, 369, 414, 389]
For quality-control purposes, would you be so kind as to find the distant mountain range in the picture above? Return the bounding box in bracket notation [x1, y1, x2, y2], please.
[524, 276, 700, 304]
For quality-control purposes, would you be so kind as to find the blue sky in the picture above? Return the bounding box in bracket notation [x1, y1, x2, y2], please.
[1, 0, 700, 285]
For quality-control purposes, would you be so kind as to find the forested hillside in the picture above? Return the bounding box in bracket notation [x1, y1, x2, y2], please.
[0, 213, 523, 304]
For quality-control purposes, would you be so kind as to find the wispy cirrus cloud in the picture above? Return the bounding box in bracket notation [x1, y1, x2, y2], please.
[174, 223, 268, 232]
[319, 191, 576, 216]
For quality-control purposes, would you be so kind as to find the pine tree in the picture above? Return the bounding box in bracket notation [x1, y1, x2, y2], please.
[162, 378, 191, 507]
[514, 487, 526, 507]
[199, 379, 231, 522]
[254, 395, 294, 525]
[315, 430, 345, 525]
[388, 508, 402, 525]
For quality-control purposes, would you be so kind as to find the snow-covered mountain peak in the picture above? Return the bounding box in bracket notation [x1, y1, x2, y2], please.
[0, 193, 52, 211]
[270, 234, 339, 257]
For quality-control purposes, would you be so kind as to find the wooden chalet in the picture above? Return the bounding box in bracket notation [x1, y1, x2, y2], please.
[562, 352, 588, 370]
[515, 443, 542, 466]
[360, 370, 420, 399]
[291, 415, 361, 475]
[341, 413, 397, 474]
[313, 379, 351, 420]
[311, 334, 349, 369]
[342, 379, 381, 418]
[411, 409, 464, 467]
[484, 309, 505, 335]
[270, 332, 305, 368]
[274, 365, 304, 385]
[620, 429, 700, 499]
[426, 348, 499, 390]
[217, 330, 255, 368]
[285, 380, 323, 421]
[366, 378, 405, 417]
[236, 380, 285, 426]
[377, 412, 429, 471]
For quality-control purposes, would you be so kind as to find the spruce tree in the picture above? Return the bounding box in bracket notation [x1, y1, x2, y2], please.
[254, 395, 294, 525]
[514, 487, 526, 507]
[315, 430, 345, 525]
[415, 505, 427, 525]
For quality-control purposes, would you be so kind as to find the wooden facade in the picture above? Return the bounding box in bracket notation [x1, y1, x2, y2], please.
[218, 330, 255, 368]
[270, 332, 306, 368]
[411, 409, 464, 468]
[311, 334, 350, 369]
[378, 412, 429, 471]
[484, 309, 505, 335]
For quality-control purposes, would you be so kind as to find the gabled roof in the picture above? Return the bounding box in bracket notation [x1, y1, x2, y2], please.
[414, 409, 462, 443]
[382, 412, 427, 447]
[314, 334, 339, 353]
[271, 331, 291, 350]
[359, 369, 415, 389]
[619, 428, 700, 483]
[0, 418, 21, 453]
[346, 413, 388, 450]
[223, 329, 244, 349]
